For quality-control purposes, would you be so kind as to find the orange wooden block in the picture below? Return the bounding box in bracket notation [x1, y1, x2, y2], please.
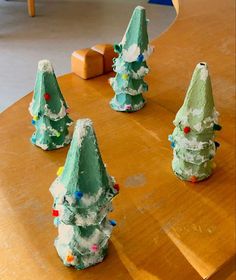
[71, 48, 103, 79]
[92, 44, 117, 73]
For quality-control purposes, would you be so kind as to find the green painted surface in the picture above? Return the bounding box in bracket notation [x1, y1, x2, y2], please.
[110, 6, 152, 112]
[169, 63, 221, 182]
[29, 60, 73, 150]
[50, 119, 119, 269]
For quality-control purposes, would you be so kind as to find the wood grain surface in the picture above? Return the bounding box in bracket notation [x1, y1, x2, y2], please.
[0, 0, 235, 279]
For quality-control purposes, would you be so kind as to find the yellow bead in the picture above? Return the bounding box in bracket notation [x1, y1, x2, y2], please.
[33, 116, 38, 121]
[122, 74, 128, 80]
[57, 166, 64, 176]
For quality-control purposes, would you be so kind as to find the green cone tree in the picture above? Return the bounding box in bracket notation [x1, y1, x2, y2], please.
[50, 119, 119, 269]
[29, 60, 73, 150]
[109, 6, 153, 112]
[168, 62, 222, 182]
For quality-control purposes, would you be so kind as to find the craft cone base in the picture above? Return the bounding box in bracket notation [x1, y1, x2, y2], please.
[110, 93, 145, 112]
[54, 239, 108, 270]
[172, 164, 213, 183]
[30, 135, 70, 151]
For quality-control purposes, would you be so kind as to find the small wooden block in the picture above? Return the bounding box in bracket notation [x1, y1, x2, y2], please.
[91, 44, 117, 73]
[71, 48, 103, 79]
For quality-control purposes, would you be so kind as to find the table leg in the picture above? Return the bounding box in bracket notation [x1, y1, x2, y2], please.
[27, 0, 35, 17]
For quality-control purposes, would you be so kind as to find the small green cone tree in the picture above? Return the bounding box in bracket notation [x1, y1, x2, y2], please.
[29, 60, 73, 150]
[109, 6, 153, 112]
[168, 62, 222, 182]
[49, 119, 119, 269]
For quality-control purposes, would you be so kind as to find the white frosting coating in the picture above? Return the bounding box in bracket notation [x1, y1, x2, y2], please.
[132, 66, 149, 79]
[122, 44, 153, 62]
[197, 62, 208, 81]
[44, 100, 67, 120]
[81, 188, 103, 207]
[75, 212, 97, 227]
[57, 223, 74, 244]
[38, 59, 54, 73]
[122, 44, 140, 62]
[75, 118, 92, 147]
[174, 135, 214, 150]
[50, 178, 67, 200]
[82, 253, 104, 268]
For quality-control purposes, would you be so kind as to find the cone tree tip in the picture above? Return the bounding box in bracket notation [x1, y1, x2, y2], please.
[75, 118, 93, 146]
[38, 59, 54, 73]
[135, 5, 145, 10]
[196, 62, 209, 81]
[76, 118, 93, 131]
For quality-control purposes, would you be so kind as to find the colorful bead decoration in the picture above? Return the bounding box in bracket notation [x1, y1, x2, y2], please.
[74, 191, 83, 200]
[32, 137, 36, 143]
[190, 176, 197, 183]
[44, 93, 51, 101]
[137, 54, 144, 62]
[113, 184, 120, 192]
[54, 217, 60, 227]
[122, 74, 128, 80]
[66, 255, 74, 262]
[91, 244, 99, 252]
[57, 166, 64, 176]
[55, 131, 61, 137]
[33, 115, 38, 121]
[214, 141, 220, 148]
[183, 126, 191, 134]
[31, 120, 36, 125]
[168, 135, 173, 142]
[109, 220, 117, 226]
[124, 104, 132, 110]
[52, 209, 59, 217]
[213, 124, 222, 131]
[171, 142, 175, 148]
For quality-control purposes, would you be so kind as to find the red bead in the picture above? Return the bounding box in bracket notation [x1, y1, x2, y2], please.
[44, 93, 51, 101]
[114, 184, 120, 191]
[190, 176, 197, 183]
[183, 126, 191, 134]
[52, 209, 59, 217]
[91, 244, 99, 252]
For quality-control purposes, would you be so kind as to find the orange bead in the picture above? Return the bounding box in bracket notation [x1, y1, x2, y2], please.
[66, 255, 74, 262]
[190, 176, 197, 183]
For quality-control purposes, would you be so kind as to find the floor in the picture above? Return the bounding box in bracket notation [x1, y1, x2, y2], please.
[0, 0, 175, 112]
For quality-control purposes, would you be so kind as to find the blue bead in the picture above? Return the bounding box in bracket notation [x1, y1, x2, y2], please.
[74, 191, 83, 199]
[32, 120, 36, 125]
[137, 54, 144, 62]
[31, 137, 36, 143]
[171, 142, 175, 148]
[54, 217, 60, 227]
[168, 135, 173, 142]
[109, 220, 117, 226]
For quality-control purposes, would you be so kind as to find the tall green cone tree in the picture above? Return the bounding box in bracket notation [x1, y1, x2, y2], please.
[29, 60, 73, 150]
[168, 62, 222, 182]
[49, 119, 119, 269]
[109, 6, 153, 112]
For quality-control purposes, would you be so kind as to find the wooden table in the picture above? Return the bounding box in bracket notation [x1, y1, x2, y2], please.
[0, 0, 235, 279]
